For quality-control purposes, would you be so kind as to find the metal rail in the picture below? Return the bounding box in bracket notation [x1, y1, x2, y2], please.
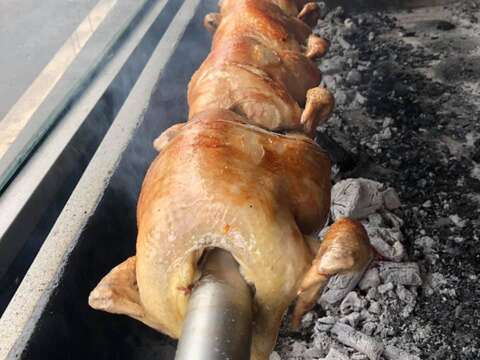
[175, 249, 253, 360]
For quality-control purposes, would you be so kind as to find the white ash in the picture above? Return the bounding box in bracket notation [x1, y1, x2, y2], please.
[334, 90, 349, 106]
[368, 301, 382, 314]
[331, 323, 384, 360]
[321, 55, 347, 75]
[343, 18, 357, 35]
[358, 268, 380, 290]
[363, 224, 405, 262]
[351, 353, 369, 360]
[320, 270, 368, 306]
[346, 69, 362, 85]
[448, 214, 466, 228]
[377, 282, 394, 295]
[340, 291, 365, 314]
[330, 178, 383, 220]
[381, 188, 401, 210]
[395, 285, 415, 304]
[290, 341, 308, 357]
[303, 347, 324, 359]
[300, 311, 315, 329]
[353, 92, 367, 107]
[269, 351, 281, 360]
[275, 179, 421, 360]
[362, 322, 377, 336]
[383, 345, 420, 360]
[331, 178, 401, 220]
[339, 311, 361, 328]
[323, 347, 350, 360]
[414, 235, 435, 254]
[313, 331, 335, 354]
[338, 36, 352, 50]
[377, 262, 422, 286]
[423, 271, 458, 298]
[316, 315, 336, 332]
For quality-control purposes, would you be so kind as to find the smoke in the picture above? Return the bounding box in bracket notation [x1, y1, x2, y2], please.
[110, 0, 217, 205]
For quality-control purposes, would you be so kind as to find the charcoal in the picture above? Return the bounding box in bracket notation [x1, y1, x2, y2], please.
[331, 323, 384, 360]
[383, 345, 420, 360]
[323, 347, 351, 360]
[359, 268, 381, 290]
[320, 270, 367, 305]
[377, 262, 422, 286]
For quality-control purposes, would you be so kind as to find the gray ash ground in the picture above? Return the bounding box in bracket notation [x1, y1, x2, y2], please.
[275, 2, 480, 359]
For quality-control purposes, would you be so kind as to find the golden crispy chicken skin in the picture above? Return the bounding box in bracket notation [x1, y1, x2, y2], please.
[190, 0, 333, 134]
[215, 0, 311, 50]
[90, 110, 331, 359]
[189, 36, 321, 107]
[211, 0, 328, 59]
[188, 60, 305, 131]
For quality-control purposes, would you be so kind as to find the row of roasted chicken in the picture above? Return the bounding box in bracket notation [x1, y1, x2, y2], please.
[89, 1, 374, 360]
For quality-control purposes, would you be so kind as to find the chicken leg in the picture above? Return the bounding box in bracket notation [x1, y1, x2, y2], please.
[297, 2, 322, 27]
[291, 218, 374, 329]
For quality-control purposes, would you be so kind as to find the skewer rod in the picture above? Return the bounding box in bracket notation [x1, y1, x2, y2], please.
[175, 249, 253, 360]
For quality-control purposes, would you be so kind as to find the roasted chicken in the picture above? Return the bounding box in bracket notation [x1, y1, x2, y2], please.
[189, 0, 333, 135]
[89, 1, 373, 359]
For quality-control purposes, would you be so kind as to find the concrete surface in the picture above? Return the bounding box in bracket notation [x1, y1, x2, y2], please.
[0, 0, 150, 165]
[0, 0, 99, 120]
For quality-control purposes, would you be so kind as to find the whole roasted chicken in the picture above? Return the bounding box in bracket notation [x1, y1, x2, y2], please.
[89, 1, 373, 359]
[189, 0, 334, 135]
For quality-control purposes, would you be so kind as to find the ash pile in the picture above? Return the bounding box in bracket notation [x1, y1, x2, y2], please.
[276, 179, 423, 360]
[275, 1, 480, 359]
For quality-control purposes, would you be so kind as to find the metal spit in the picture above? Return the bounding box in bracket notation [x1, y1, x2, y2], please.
[175, 249, 253, 360]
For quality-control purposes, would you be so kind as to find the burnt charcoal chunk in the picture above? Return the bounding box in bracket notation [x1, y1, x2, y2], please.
[436, 20, 456, 31]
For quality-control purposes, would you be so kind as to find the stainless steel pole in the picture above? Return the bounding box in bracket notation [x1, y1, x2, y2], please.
[175, 249, 253, 360]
